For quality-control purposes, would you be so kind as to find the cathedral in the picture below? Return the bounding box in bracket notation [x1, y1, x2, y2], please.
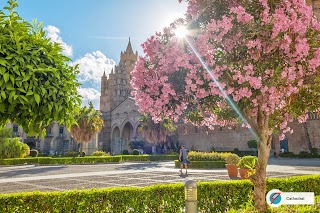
[98, 39, 320, 155]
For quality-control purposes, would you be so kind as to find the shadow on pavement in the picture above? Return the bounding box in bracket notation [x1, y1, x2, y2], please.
[0, 166, 66, 178]
[268, 157, 320, 167]
[114, 162, 163, 170]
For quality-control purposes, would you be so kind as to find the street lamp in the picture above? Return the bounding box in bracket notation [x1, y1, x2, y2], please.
[185, 180, 198, 213]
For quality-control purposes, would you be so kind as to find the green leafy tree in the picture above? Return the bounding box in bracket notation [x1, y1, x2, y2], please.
[70, 103, 104, 156]
[0, 0, 81, 135]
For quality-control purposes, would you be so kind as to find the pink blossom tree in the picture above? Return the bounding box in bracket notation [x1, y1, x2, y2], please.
[131, 0, 320, 211]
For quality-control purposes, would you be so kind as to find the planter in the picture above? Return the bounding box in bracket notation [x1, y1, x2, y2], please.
[226, 164, 239, 178]
[238, 168, 254, 179]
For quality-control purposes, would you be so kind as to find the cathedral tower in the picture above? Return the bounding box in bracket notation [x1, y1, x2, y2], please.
[99, 38, 138, 151]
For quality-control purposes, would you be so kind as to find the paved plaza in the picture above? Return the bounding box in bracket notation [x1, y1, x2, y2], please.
[0, 158, 319, 194]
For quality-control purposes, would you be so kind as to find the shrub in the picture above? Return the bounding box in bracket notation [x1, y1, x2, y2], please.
[64, 151, 79, 157]
[238, 156, 257, 169]
[132, 149, 140, 155]
[174, 160, 225, 168]
[247, 140, 258, 149]
[0, 175, 319, 212]
[80, 151, 86, 157]
[279, 151, 296, 158]
[122, 150, 129, 155]
[299, 151, 313, 158]
[188, 151, 229, 161]
[226, 153, 240, 165]
[92, 151, 109, 156]
[29, 149, 38, 157]
[0, 137, 30, 159]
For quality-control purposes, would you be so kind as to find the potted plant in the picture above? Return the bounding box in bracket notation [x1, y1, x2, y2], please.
[225, 153, 241, 179]
[238, 156, 257, 179]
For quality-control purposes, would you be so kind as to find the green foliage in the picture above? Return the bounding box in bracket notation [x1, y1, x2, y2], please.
[120, 154, 178, 162]
[70, 103, 104, 154]
[226, 196, 320, 212]
[174, 160, 225, 168]
[132, 149, 140, 155]
[91, 150, 109, 156]
[64, 151, 78, 157]
[0, 175, 319, 212]
[128, 140, 145, 150]
[238, 156, 258, 169]
[0, 1, 81, 134]
[247, 140, 258, 149]
[0, 136, 30, 159]
[0, 156, 121, 165]
[226, 153, 241, 165]
[188, 151, 229, 161]
[29, 149, 38, 157]
[122, 150, 129, 155]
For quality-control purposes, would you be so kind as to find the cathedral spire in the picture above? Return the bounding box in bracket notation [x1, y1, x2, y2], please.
[111, 68, 114, 74]
[103, 69, 106, 77]
[125, 37, 133, 54]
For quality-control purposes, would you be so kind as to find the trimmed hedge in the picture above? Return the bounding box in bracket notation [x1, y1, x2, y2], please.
[121, 154, 178, 162]
[0, 156, 121, 165]
[0, 175, 319, 212]
[279, 151, 320, 158]
[174, 160, 226, 168]
[0, 155, 178, 165]
[227, 196, 320, 213]
[188, 151, 228, 161]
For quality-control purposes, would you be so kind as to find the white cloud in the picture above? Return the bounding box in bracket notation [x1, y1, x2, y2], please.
[71, 51, 116, 84]
[78, 87, 101, 109]
[44, 25, 73, 57]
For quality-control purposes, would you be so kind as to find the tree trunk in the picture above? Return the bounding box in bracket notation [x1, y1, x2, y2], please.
[250, 108, 272, 212]
[79, 143, 84, 157]
[303, 122, 313, 152]
[251, 135, 271, 212]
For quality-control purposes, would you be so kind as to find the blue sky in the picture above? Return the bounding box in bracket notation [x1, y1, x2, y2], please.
[0, 0, 187, 108]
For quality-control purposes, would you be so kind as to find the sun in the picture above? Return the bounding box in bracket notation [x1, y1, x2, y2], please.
[174, 26, 188, 38]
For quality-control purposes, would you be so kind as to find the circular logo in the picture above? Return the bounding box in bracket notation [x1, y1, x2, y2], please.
[266, 189, 282, 207]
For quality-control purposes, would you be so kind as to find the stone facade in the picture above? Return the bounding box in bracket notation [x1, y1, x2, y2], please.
[99, 2, 320, 154]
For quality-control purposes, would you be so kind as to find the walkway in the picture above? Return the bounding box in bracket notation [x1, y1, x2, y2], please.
[0, 158, 319, 194]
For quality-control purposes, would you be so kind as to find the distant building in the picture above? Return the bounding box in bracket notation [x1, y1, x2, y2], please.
[6, 122, 98, 155]
[98, 39, 320, 155]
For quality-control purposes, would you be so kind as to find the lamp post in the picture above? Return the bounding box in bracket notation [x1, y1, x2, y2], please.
[185, 180, 198, 213]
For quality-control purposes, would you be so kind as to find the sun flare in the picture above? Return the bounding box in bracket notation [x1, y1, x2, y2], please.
[174, 26, 188, 38]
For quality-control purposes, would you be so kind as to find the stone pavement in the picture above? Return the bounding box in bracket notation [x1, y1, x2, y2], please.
[0, 158, 319, 194]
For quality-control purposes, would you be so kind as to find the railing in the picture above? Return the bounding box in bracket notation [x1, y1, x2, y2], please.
[46, 133, 54, 137]
[57, 134, 66, 138]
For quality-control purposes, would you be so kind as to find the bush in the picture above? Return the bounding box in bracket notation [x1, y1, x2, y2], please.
[64, 151, 79, 157]
[132, 149, 140, 155]
[238, 156, 257, 169]
[122, 150, 129, 155]
[80, 151, 86, 157]
[188, 151, 229, 161]
[0, 175, 319, 212]
[299, 151, 313, 158]
[92, 151, 109, 156]
[121, 154, 178, 162]
[0, 156, 122, 165]
[29, 149, 38, 157]
[226, 153, 240, 165]
[247, 140, 258, 149]
[279, 151, 296, 158]
[174, 160, 225, 168]
[0, 137, 30, 159]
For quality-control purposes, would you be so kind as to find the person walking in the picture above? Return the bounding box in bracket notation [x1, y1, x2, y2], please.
[179, 145, 188, 175]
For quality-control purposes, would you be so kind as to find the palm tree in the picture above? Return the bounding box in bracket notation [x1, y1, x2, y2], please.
[70, 102, 103, 156]
[138, 114, 176, 153]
